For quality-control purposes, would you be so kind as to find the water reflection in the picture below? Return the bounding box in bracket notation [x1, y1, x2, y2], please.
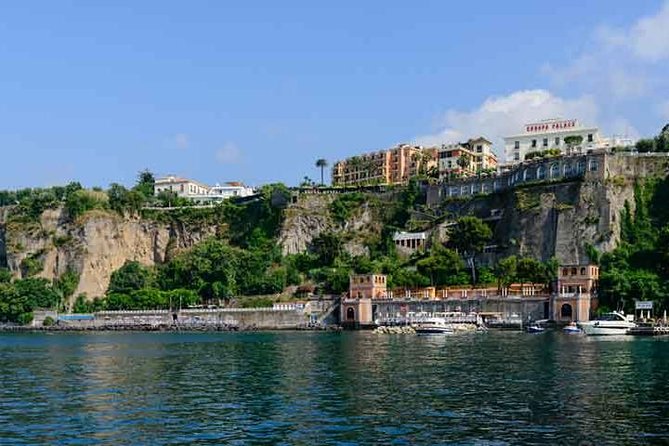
[0, 332, 668, 445]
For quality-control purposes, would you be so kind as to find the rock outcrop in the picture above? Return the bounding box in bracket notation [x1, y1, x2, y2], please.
[0, 208, 219, 300]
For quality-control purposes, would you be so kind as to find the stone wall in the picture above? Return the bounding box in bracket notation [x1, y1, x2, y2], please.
[44, 308, 309, 329]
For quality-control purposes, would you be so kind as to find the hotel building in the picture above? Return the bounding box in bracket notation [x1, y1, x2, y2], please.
[503, 118, 602, 164]
[438, 137, 498, 178]
[331, 144, 438, 187]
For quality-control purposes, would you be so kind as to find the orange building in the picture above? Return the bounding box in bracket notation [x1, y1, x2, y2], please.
[332, 144, 438, 187]
[552, 263, 599, 323]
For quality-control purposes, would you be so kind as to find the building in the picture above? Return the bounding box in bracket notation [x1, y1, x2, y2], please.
[349, 274, 387, 299]
[393, 231, 428, 253]
[154, 176, 254, 203]
[190, 182, 255, 204]
[331, 144, 438, 187]
[551, 263, 599, 323]
[438, 137, 498, 178]
[341, 273, 388, 327]
[154, 175, 211, 197]
[504, 118, 602, 164]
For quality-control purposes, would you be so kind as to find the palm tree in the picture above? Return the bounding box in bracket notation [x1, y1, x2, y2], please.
[315, 159, 328, 185]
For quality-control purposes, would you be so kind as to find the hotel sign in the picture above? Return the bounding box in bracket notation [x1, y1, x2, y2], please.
[525, 119, 577, 133]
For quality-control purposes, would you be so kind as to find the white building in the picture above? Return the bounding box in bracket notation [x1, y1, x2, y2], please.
[154, 175, 210, 197]
[154, 176, 254, 203]
[191, 182, 255, 204]
[504, 119, 602, 164]
[393, 231, 428, 252]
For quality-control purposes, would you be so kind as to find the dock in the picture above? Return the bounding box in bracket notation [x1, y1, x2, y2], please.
[628, 325, 669, 336]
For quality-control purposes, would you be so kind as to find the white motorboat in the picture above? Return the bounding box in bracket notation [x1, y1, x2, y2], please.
[413, 317, 454, 335]
[562, 322, 582, 334]
[579, 312, 636, 336]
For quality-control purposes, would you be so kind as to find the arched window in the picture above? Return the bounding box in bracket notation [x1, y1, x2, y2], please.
[576, 160, 586, 174]
[564, 163, 572, 177]
[588, 159, 599, 171]
[537, 165, 546, 180]
[561, 304, 573, 319]
[550, 163, 560, 178]
[346, 307, 355, 321]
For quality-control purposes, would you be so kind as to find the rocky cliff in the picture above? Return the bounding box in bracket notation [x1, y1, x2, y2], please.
[2, 154, 667, 300]
[0, 208, 220, 299]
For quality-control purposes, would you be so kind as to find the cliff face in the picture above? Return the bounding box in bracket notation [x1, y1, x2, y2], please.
[0, 208, 219, 299]
[278, 193, 381, 257]
[431, 154, 669, 264]
[1, 154, 667, 300]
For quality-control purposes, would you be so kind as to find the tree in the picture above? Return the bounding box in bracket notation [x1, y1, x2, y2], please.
[315, 159, 328, 185]
[416, 246, 466, 286]
[635, 138, 656, 153]
[564, 135, 584, 154]
[108, 261, 155, 295]
[457, 153, 471, 171]
[494, 256, 517, 292]
[134, 169, 155, 198]
[448, 217, 492, 284]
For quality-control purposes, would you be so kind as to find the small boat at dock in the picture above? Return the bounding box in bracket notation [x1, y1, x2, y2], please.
[562, 322, 581, 334]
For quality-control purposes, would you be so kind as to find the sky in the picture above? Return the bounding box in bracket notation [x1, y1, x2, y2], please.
[1, 0, 668, 189]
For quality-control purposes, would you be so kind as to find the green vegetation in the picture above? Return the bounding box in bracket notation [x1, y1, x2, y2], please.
[315, 158, 328, 185]
[0, 276, 62, 324]
[598, 175, 669, 312]
[634, 124, 669, 153]
[329, 192, 365, 225]
[524, 148, 561, 161]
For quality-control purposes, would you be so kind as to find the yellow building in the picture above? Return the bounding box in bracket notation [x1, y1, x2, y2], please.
[438, 137, 498, 179]
[332, 144, 438, 187]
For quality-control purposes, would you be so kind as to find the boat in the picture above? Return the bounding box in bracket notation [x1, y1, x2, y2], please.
[525, 324, 545, 333]
[412, 317, 454, 335]
[562, 322, 582, 334]
[579, 312, 636, 336]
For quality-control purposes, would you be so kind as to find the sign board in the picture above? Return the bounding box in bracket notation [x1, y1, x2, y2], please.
[635, 301, 653, 310]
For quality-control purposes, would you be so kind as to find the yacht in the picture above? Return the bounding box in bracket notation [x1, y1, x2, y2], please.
[579, 312, 636, 336]
[413, 317, 454, 335]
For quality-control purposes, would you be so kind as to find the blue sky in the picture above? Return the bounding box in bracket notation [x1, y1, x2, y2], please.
[1, 1, 668, 189]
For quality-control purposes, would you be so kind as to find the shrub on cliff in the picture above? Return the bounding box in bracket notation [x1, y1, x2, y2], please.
[65, 189, 109, 219]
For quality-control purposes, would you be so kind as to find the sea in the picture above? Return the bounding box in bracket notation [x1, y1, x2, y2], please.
[0, 331, 668, 445]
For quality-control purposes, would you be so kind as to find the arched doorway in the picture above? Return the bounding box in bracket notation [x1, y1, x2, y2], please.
[561, 303, 573, 320]
[346, 307, 355, 321]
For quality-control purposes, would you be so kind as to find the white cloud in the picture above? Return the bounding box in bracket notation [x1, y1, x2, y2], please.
[544, 2, 669, 104]
[215, 143, 242, 164]
[415, 90, 599, 157]
[174, 133, 189, 149]
[597, 2, 669, 62]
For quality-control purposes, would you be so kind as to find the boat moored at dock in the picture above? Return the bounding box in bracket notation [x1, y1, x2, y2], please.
[579, 312, 636, 336]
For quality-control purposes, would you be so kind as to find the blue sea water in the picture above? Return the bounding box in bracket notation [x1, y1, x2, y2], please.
[0, 331, 668, 445]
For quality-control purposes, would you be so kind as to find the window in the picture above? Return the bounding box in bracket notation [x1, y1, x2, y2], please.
[543, 138, 548, 147]
[514, 141, 520, 149]
[514, 153, 520, 161]
[476, 145, 483, 153]
[588, 134, 593, 143]
[562, 268, 569, 276]
[571, 267, 577, 275]
[580, 267, 586, 275]
[555, 137, 560, 145]
[531, 139, 537, 148]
